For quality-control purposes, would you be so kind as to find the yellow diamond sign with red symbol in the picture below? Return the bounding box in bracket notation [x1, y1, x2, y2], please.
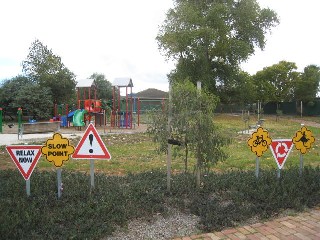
[248, 127, 272, 157]
[292, 126, 315, 154]
[41, 133, 75, 167]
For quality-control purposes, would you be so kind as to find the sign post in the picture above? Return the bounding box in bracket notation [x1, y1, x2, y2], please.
[6, 145, 42, 196]
[41, 133, 75, 198]
[72, 123, 111, 189]
[255, 156, 259, 178]
[247, 127, 272, 178]
[292, 125, 315, 176]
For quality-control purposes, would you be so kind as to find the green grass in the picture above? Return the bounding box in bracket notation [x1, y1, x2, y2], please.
[3, 114, 320, 174]
[212, 114, 320, 171]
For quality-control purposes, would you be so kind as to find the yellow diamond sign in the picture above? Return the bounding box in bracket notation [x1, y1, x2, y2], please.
[41, 133, 75, 167]
[292, 126, 315, 154]
[247, 127, 272, 157]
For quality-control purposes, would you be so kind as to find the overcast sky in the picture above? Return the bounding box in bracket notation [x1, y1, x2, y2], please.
[1, 0, 319, 93]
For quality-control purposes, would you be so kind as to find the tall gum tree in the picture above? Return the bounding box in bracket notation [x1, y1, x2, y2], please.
[157, 0, 279, 96]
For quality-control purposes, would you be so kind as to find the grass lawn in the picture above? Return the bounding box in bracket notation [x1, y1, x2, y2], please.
[2, 113, 320, 174]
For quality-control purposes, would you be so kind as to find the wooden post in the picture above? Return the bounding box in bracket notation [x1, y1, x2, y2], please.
[196, 81, 201, 188]
[167, 83, 172, 192]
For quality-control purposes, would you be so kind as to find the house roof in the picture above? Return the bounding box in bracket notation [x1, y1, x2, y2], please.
[112, 78, 133, 87]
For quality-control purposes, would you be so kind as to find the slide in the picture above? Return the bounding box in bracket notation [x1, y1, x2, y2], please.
[67, 110, 76, 118]
[73, 109, 87, 127]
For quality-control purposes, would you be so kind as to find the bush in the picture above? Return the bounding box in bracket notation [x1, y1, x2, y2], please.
[1, 168, 320, 238]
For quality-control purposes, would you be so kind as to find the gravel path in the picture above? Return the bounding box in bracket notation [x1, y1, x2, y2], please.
[105, 208, 200, 240]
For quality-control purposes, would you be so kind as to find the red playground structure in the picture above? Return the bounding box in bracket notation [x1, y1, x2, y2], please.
[111, 78, 134, 129]
[75, 79, 103, 126]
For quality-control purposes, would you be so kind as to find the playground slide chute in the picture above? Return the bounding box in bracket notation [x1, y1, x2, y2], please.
[73, 109, 87, 127]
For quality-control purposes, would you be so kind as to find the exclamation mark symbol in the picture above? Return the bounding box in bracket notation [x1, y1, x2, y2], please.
[89, 134, 93, 153]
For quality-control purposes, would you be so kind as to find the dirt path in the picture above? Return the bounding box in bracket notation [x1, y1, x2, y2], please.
[289, 118, 320, 128]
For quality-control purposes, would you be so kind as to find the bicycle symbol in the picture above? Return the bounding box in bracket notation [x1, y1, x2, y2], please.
[253, 135, 268, 147]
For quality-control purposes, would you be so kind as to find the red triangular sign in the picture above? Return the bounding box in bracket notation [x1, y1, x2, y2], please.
[72, 123, 111, 159]
[6, 145, 42, 180]
[269, 139, 294, 169]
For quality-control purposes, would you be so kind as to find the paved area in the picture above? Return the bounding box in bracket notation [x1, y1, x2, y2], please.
[0, 132, 84, 146]
[173, 207, 320, 240]
[0, 124, 148, 146]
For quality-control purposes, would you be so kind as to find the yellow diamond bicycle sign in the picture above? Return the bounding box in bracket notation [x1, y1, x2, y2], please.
[292, 126, 315, 154]
[248, 127, 272, 157]
[41, 133, 75, 167]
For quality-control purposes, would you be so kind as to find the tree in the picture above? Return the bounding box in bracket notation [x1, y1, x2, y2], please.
[253, 60, 299, 119]
[14, 85, 53, 119]
[294, 65, 320, 103]
[217, 70, 256, 105]
[253, 61, 298, 107]
[89, 73, 113, 100]
[88, 73, 113, 112]
[22, 39, 76, 104]
[0, 76, 53, 119]
[148, 80, 229, 188]
[0, 76, 30, 110]
[157, 0, 279, 96]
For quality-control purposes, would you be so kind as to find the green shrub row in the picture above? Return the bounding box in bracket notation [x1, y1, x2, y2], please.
[1, 167, 320, 239]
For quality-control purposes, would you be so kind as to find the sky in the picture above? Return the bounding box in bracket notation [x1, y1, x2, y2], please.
[0, 0, 320, 93]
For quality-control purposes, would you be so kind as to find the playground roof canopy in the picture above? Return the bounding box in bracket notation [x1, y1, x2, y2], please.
[112, 78, 133, 87]
[76, 78, 95, 88]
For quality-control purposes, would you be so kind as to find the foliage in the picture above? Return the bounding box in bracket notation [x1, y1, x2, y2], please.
[186, 167, 320, 231]
[13, 84, 53, 119]
[217, 70, 256, 105]
[148, 80, 229, 186]
[157, 0, 279, 96]
[22, 39, 76, 104]
[89, 73, 113, 101]
[253, 61, 299, 107]
[294, 64, 320, 103]
[0, 76, 30, 110]
[1, 167, 320, 238]
[0, 76, 53, 119]
[0, 170, 166, 240]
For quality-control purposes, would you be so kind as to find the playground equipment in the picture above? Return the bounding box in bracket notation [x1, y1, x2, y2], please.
[53, 79, 105, 128]
[111, 78, 134, 128]
[75, 79, 103, 127]
[73, 109, 87, 127]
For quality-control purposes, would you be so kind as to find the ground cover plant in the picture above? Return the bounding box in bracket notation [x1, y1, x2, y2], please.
[1, 114, 320, 239]
[1, 167, 320, 239]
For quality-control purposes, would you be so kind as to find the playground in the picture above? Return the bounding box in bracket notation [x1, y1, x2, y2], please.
[0, 78, 165, 140]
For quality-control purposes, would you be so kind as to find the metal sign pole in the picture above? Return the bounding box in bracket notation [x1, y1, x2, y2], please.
[277, 168, 281, 179]
[26, 179, 31, 197]
[299, 153, 303, 176]
[90, 159, 95, 188]
[255, 157, 259, 178]
[57, 168, 62, 198]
